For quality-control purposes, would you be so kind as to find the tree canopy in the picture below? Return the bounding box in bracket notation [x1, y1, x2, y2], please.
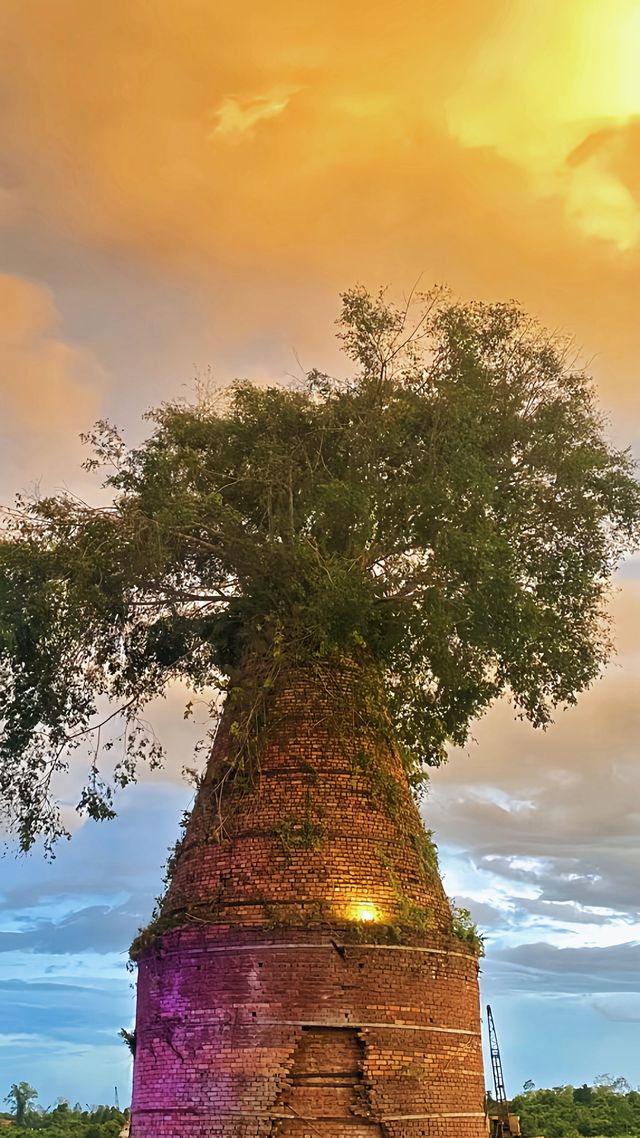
[1, 1089, 127, 1137]
[1, 286, 638, 849]
[5, 1083, 39, 1127]
[510, 1078, 640, 1138]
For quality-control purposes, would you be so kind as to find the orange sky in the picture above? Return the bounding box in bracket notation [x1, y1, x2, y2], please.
[3, 0, 640, 1095]
[2, 0, 640, 450]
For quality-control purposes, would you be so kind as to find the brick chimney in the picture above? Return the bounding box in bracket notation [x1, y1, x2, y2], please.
[131, 662, 486, 1137]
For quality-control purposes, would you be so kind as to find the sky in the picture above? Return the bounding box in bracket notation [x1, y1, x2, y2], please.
[2, 0, 640, 1108]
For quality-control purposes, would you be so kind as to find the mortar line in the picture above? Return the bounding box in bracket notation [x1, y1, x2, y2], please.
[156, 940, 477, 961]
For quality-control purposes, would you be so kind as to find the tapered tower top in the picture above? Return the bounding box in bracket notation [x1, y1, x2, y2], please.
[134, 659, 461, 956]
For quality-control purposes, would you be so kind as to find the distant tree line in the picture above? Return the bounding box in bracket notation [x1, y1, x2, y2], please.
[7, 1077, 640, 1137]
[2, 1086, 127, 1137]
[501, 1076, 640, 1137]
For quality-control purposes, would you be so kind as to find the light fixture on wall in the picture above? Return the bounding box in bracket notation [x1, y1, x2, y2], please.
[349, 901, 379, 923]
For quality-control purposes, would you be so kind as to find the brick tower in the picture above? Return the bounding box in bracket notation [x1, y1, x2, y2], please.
[130, 663, 486, 1137]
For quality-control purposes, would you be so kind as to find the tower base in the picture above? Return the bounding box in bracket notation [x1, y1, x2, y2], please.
[132, 926, 486, 1138]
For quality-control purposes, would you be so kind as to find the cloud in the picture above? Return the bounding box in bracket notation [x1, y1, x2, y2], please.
[448, 895, 509, 930]
[0, 1033, 90, 1054]
[0, 783, 189, 908]
[445, 0, 640, 249]
[0, 273, 105, 499]
[564, 118, 640, 250]
[0, 274, 101, 432]
[511, 897, 632, 927]
[495, 941, 640, 986]
[0, 978, 90, 992]
[0, 902, 147, 956]
[472, 850, 640, 919]
[3, 0, 640, 444]
[0, 979, 134, 1105]
[592, 995, 640, 1023]
[211, 89, 298, 140]
[0, 974, 133, 1038]
[568, 118, 640, 203]
[0, 4, 636, 273]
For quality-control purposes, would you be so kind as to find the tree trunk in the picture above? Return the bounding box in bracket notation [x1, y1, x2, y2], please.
[131, 660, 486, 1137]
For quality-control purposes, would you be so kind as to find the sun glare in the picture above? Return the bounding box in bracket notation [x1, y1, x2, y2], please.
[444, 0, 640, 250]
[588, 1, 640, 118]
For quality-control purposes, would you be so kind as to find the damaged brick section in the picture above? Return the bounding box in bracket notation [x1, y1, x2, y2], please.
[272, 1025, 384, 1136]
[131, 666, 487, 1137]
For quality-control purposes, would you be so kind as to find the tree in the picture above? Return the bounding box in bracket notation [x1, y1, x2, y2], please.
[4, 1081, 38, 1125]
[511, 1079, 640, 1138]
[1, 286, 639, 850]
[594, 1074, 632, 1094]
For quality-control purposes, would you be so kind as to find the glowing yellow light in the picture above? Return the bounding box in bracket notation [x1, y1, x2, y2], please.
[444, 0, 640, 249]
[350, 903, 379, 923]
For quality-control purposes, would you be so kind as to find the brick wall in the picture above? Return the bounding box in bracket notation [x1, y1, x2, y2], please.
[131, 663, 487, 1137]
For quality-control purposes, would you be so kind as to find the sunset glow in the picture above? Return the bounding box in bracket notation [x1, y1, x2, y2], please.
[447, 1, 640, 249]
[2, 0, 640, 1109]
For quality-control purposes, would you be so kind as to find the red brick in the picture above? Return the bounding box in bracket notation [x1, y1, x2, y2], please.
[131, 665, 486, 1137]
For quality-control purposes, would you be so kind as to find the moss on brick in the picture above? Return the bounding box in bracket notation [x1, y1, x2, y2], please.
[131, 664, 486, 1134]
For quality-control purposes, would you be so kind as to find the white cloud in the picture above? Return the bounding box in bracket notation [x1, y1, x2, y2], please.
[210, 88, 297, 140]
